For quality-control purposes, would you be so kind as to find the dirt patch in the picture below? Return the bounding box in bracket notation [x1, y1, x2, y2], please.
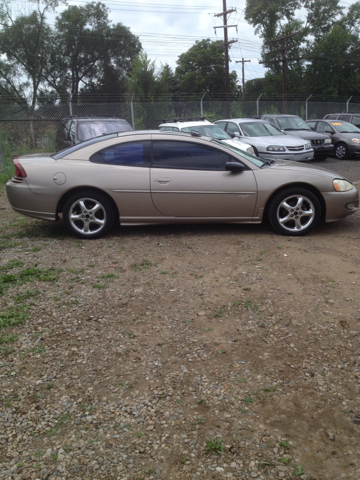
[0, 182, 360, 480]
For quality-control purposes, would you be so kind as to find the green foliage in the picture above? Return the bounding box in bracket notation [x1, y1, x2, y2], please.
[204, 438, 223, 455]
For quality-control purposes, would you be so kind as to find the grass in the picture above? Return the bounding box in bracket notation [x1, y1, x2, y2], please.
[0, 265, 61, 295]
[292, 465, 305, 477]
[131, 259, 156, 271]
[204, 438, 223, 455]
[244, 396, 254, 405]
[279, 440, 290, 450]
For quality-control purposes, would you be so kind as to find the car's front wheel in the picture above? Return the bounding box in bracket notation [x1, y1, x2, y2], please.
[334, 142, 349, 160]
[268, 188, 321, 236]
[63, 190, 115, 239]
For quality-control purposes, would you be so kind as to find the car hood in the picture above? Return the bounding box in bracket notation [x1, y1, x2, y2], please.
[221, 138, 253, 150]
[270, 158, 347, 179]
[242, 135, 308, 148]
[283, 129, 328, 140]
[337, 132, 360, 138]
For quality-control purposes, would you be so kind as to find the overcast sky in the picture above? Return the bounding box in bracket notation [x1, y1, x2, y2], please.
[16, 0, 360, 85]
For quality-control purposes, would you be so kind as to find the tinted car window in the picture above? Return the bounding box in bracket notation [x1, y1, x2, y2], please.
[215, 121, 227, 130]
[241, 122, 282, 137]
[52, 134, 118, 159]
[152, 141, 234, 171]
[339, 115, 351, 122]
[90, 141, 151, 166]
[263, 117, 276, 126]
[326, 115, 337, 119]
[159, 126, 180, 131]
[317, 122, 333, 133]
[351, 115, 360, 126]
[307, 121, 316, 130]
[226, 123, 240, 135]
[181, 125, 230, 140]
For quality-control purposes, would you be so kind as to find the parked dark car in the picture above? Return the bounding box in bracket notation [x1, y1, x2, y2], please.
[255, 114, 333, 159]
[55, 116, 133, 151]
[323, 113, 360, 129]
[306, 119, 360, 160]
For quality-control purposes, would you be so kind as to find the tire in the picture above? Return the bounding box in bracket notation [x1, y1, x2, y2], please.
[334, 142, 349, 160]
[268, 187, 321, 236]
[63, 190, 115, 239]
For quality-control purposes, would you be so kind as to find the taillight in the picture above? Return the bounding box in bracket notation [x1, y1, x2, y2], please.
[13, 157, 27, 178]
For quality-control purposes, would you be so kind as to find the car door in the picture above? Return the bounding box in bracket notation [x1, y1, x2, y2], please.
[316, 121, 339, 143]
[150, 140, 257, 218]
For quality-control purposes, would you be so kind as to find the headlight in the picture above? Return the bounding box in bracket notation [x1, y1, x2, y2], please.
[305, 142, 312, 150]
[333, 179, 353, 192]
[324, 138, 332, 144]
[266, 145, 286, 152]
[351, 138, 360, 143]
[246, 146, 255, 155]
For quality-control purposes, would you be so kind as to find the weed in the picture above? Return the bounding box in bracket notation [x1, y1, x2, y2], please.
[292, 465, 305, 477]
[279, 440, 290, 450]
[0, 334, 17, 344]
[197, 398, 206, 405]
[46, 383, 53, 390]
[243, 286, 251, 291]
[92, 283, 107, 289]
[238, 378, 246, 383]
[281, 456, 292, 464]
[118, 380, 127, 388]
[213, 307, 225, 318]
[160, 270, 169, 274]
[203, 327, 213, 332]
[199, 415, 206, 424]
[30, 345, 46, 354]
[101, 273, 118, 280]
[135, 432, 144, 438]
[205, 438, 223, 455]
[176, 398, 182, 404]
[131, 259, 156, 271]
[244, 396, 254, 405]
[17, 463, 24, 468]
[218, 350, 226, 354]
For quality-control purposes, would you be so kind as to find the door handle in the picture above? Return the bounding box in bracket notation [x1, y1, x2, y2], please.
[154, 177, 171, 184]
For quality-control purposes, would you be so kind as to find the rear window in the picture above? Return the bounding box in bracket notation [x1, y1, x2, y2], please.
[52, 134, 118, 159]
[90, 141, 151, 166]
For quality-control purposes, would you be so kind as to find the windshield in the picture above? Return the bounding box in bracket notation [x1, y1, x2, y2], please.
[181, 125, 230, 140]
[277, 116, 310, 130]
[77, 121, 132, 141]
[330, 121, 360, 133]
[52, 133, 118, 159]
[241, 122, 283, 137]
[212, 139, 265, 167]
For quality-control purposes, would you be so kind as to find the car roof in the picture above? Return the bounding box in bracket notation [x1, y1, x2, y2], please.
[216, 118, 270, 124]
[324, 112, 360, 115]
[63, 116, 130, 122]
[159, 119, 213, 128]
[261, 114, 299, 118]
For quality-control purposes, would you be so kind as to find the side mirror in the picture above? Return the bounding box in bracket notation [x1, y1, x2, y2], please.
[225, 162, 245, 172]
[230, 132, 241, 138]
[325, 130, 334, 134]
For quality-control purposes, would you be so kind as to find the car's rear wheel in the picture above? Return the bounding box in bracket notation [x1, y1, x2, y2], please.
[334, 142, 349, 160]
[268, 188, 321, 236]
[63, 191, 115, 239]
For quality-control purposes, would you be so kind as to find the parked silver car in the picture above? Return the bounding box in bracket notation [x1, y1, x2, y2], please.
[306, 119, 360, 160]
[6, 130, 358, 239]
[215, 118, 314, 161]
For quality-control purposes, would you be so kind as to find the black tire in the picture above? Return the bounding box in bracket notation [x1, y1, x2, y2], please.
[63, 190, 115, 239]
[334, 142, 349, 160]
[268, 187, 321, 236]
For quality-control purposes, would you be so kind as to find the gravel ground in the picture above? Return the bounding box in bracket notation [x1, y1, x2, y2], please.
[1, 157, 360, 480]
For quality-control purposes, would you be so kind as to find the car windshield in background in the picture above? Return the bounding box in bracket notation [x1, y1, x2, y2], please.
[241, 122, 283, 137]
[277, 117, 311, 130]
[213, 140, 265, 168]
[181, 125, 230, 140]
[78, 121, 131, 141]
[331, 121, 360, 133]
[52, 134, 118, 159]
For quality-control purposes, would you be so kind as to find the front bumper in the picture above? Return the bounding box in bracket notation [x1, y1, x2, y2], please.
[348, 143, 360, 156]
[322, 187, 359, 222]
[259, 150, 314, 162]
[313, 144, 334, 156]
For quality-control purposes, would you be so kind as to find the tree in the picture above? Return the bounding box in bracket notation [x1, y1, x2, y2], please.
[175, 39, 239, 97]
[45, 2, 141, 102]
[127, 51, 163, 101]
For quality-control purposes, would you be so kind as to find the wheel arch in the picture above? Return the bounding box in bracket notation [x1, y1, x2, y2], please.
[263, 182, 326, 221]
[56, 187, 120, 219]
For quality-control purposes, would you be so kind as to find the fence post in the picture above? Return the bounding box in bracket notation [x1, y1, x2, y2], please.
[69, 93, 73, 116]
[256, 93, 263, 115]
[200, 93, 206, 117]
[131, 94, 135, 129]
[305, 94, 312, 120]
[0, 137, 4, 174]
[346, 96, 353, 113]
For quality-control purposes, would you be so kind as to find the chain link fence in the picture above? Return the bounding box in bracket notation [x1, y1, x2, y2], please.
[1, 97, 360, 176]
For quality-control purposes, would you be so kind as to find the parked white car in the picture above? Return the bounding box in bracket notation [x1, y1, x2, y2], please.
[158, 118, 256, 155]
[215, 118, 314, 162]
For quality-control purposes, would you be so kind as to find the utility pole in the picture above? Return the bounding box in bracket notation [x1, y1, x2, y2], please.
[236, 58, 251, 100]
[214, 1, 237, 117]
[259, 31, 302, 113]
